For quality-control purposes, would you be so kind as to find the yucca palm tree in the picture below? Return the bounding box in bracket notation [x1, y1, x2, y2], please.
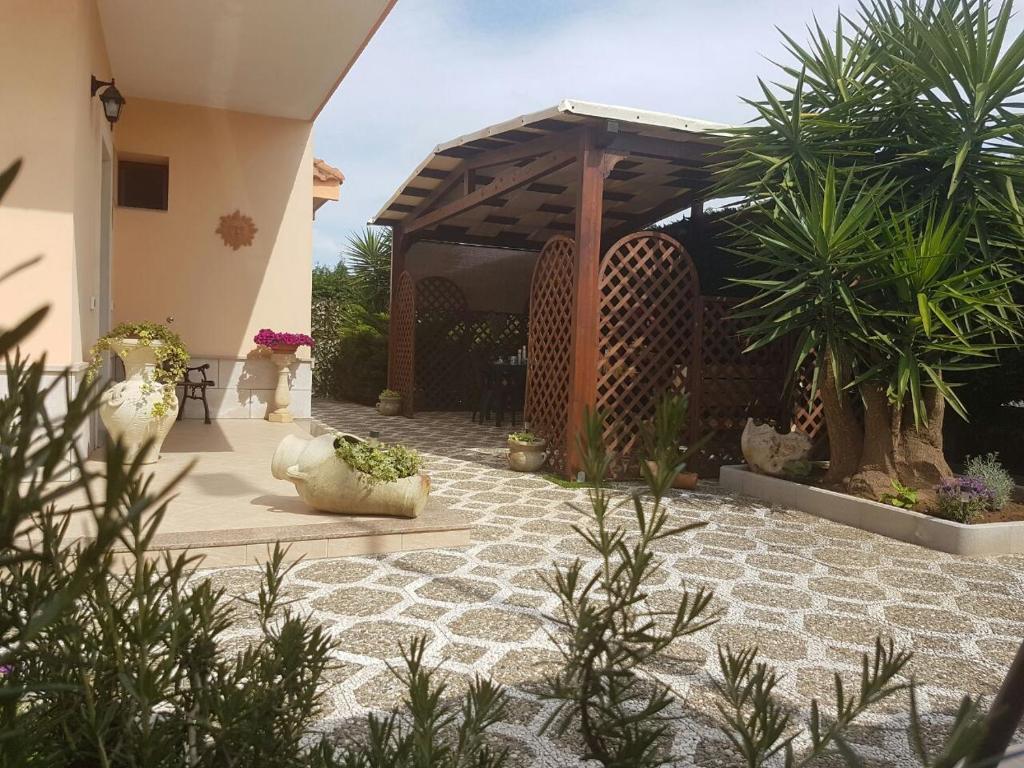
[343, 226, 392, 314]
[720, 0, 1024, 497]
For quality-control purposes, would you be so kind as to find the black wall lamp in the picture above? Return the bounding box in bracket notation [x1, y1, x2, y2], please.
[90, 75, 125, 127]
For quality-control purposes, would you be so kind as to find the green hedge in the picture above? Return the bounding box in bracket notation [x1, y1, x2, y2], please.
[312, 300, 388, 405]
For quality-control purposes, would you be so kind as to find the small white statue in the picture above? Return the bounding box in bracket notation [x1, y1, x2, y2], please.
[740, 418, 812, 476]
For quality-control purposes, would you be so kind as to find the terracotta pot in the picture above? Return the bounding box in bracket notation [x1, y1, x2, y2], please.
[377, 395, 402, 416]
[99, 339, 177, 464]
[272, 433, 430, 518]
[644, 460, 699, 490]
[507, 437, 547, 472]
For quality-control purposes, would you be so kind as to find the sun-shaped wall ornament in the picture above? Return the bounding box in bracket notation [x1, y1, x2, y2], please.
[216, 210, 258, 250]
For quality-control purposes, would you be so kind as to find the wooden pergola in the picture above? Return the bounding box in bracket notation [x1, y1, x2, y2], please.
[372, 100, 800, 477]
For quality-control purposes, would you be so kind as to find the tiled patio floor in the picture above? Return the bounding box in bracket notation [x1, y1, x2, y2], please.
[199, 400, 1024, 766]
[69, 419, 469, 566]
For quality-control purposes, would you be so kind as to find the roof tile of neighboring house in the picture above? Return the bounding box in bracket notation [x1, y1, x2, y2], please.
[314, 158, 345, 183]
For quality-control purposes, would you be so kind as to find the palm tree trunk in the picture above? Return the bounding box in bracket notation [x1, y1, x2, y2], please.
[821, 352, 863, 487]
[848, 383, 897, 499]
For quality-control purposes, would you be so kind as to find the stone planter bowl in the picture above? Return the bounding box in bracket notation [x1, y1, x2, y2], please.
[377, 395, 402, 416]
[507, 437, 547, 472]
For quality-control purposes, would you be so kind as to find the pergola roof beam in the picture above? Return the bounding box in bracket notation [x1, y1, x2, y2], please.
[405, 148, 577, 235]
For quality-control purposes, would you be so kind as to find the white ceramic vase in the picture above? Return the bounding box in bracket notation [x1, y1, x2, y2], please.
[272, 432, 430, 518]
[99, 339, 178, 464]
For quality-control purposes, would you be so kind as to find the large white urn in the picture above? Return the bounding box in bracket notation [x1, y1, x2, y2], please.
[272, 433, 430, 518]
[99, 339, 178, 464]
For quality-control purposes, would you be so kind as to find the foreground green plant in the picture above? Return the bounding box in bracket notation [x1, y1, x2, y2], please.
[333, 636, 508, 768]
[334, 434, 422, 485]
[540, 407, 718, 765]
[543, 404, 1004, 766]
[640, 390, 712, 473]
[0, 158, 505, 766]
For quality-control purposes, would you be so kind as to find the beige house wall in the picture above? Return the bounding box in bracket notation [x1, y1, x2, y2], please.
[112, 98, 313, 361]
[2, 1, 321, 421]
[0, 0, 112, 365]
[112, 98, 314, 419]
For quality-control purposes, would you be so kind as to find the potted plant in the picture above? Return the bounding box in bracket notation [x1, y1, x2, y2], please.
[253, 329, 314, 423]
[377, 388, 403, 416]
[507, 430, 547, 472]
[641, 391, 711, 490]
[86, 321, 188, 464]
[272, 432, 429, 518]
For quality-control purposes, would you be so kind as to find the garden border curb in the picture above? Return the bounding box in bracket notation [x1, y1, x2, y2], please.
[719, 465, 1024, 556]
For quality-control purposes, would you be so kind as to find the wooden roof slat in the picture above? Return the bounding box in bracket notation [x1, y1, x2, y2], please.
[406, 147, 576, 235]
[375, 100, 730, 249]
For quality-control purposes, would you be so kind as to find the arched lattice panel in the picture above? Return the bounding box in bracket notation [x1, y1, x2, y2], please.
[415, 276, 469, 410]
[597, 232, 701, 478]
[389, 271, 416, 417]
[525, 236, 575, 474]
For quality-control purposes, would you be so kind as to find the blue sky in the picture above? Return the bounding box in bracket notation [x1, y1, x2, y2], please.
[311, 0, 1021, 266]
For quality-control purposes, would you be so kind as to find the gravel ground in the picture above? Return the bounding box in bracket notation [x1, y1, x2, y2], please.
[198, 400, 1024, 767]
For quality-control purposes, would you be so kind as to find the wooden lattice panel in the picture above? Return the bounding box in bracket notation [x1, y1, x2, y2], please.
[525, 236, 575, 474]
[597, 232, 700, 478]
[689, 297, 786, 475]
[415, 276, 469, 410]
[792, 351, 827, 441]
[389, 271, 416, 416]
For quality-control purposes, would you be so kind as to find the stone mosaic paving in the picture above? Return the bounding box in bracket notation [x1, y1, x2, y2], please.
[202, 400, 1024, 766]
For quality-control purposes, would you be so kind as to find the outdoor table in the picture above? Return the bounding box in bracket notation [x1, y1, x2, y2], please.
[476, 360, 527, 428]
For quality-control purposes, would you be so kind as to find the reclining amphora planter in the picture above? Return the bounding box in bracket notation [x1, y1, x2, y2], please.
[272, 433, 430, 518]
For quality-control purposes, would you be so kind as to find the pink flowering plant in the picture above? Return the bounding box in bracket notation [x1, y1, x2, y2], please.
[253, 328, 315, 350]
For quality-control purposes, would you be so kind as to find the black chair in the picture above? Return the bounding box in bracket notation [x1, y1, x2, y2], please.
[177, 364, 215, 424]
[473, 362, 525, 428]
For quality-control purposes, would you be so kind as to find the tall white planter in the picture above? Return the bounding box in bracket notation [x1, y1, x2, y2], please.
[267, 346, 297, 423]
[99, 339, 178, 464]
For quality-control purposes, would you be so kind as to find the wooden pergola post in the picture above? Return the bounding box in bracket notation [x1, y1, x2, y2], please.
[387, 226, 410, 390]
[565, 128, 609, 477]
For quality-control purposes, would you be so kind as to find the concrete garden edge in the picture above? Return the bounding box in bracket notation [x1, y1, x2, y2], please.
[719, 465, 1024, 556]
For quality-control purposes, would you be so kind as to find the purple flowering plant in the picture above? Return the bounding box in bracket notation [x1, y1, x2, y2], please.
[253, 328, 315, 350]
[935, 476, 995, 523]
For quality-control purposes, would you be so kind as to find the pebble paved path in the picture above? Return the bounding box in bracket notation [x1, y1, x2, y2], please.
[200, 400, 1024, 766]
